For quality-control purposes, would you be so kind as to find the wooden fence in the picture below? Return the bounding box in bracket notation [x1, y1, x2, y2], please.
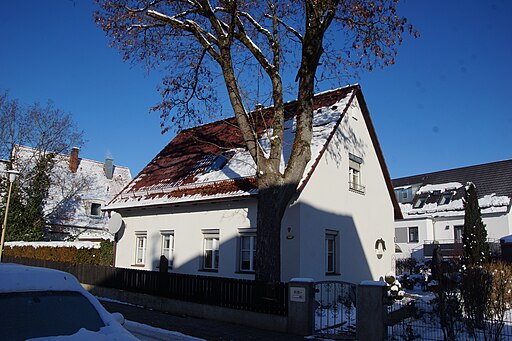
[3, 256, 288, 316]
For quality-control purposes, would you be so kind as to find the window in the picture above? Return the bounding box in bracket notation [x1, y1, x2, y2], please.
[349, 154, 365, 194]
[325, 231, 338, 274]
[161, 232, 174, 270]
[239, 234, 256, 272]
[202, 231, 219, 270]
[135, 233, 147, 265]
[454, 225, 463, 243]
[413, 195, 427, 208]
[438, 193, 453, 205]
[395, 227, 408, 243]
[90, 203, 102, 216]
[408, 227, 419, 243]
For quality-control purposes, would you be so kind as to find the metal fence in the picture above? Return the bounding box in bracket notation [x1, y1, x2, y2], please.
[314, 280, 357, 338]
[3, 256, 288, 316]
[387, 296, 512, 340]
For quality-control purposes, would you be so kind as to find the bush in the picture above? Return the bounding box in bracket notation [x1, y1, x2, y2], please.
[4, 242, 114, 266]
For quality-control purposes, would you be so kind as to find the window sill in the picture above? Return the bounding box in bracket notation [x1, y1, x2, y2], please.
[199, 269, 218, 273]
[235, 271, 255, 274]
[131, 264, 145, 267]
[349, 187, 365, 195]
[325, 272, 341, 276]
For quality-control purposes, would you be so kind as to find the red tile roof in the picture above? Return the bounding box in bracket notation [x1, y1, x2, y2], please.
[107, 84, 401, 219]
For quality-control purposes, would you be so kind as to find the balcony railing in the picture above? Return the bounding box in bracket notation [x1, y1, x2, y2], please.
[349, 182, 365, 194]
[423, 239, 500, 258]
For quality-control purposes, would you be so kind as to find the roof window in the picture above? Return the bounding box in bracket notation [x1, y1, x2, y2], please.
[438, 193, 453, 206]
[207, 150, 236, 172]
[413, 195, 428, 209]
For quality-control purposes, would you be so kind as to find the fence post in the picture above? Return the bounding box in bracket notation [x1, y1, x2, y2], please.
[357, 280, 387, 341]
[287, 278, 315, 336]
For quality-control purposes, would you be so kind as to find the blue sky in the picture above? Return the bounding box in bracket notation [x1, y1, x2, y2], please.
[0, 0, 510, 178]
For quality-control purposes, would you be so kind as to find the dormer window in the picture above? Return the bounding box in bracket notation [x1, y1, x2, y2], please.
[438, 193, 453, 205]
[413, 195, 427, 209]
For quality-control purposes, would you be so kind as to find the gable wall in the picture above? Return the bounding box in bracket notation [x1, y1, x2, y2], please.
[295, 96, 395, 283]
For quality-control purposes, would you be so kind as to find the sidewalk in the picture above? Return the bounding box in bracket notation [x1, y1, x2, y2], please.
[100, 299, 308, 341]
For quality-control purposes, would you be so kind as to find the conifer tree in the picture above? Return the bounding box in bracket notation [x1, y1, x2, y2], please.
[462, 182, 489, 267]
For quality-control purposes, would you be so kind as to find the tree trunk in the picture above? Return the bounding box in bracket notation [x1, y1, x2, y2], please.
[255, 180, 297, 282]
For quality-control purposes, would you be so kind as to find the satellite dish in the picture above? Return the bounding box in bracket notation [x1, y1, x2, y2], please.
[108, 212, 123, 234]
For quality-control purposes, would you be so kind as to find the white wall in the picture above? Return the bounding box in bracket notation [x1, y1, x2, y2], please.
[395, 212, 511, 259]
[295, 96, 396, 283]
[115, 200, 258, 279]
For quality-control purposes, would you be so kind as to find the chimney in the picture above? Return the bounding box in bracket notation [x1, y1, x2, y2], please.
[104, 157, 114, 180]
[69, 147, 79, 173]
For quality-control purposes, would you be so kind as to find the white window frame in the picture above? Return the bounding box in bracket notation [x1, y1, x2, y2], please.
[202, 230, 219, 271]
[348, 154, 365, 194]
[454, 225, 464, 244]
[408, 227, 419, 243]
[161, 231, 174, 270]
[135, 232, 147, 265]
[238, 229, 256, 272]
[325, 230, 338, 274]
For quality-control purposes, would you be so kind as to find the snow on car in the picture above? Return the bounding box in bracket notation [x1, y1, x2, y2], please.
[0, 263, 138, 340]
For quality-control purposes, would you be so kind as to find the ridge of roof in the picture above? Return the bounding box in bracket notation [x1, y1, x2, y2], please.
[15, 145, 130, 169]
[393, 159, 512, 183]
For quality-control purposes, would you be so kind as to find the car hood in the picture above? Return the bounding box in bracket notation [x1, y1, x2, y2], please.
[25, 323, 138, 341]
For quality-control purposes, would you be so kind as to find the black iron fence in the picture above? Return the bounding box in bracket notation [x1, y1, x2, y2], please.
[387, 296, 512, 340]
[3, 256, 288, 316]
[314, 280, 357, 337]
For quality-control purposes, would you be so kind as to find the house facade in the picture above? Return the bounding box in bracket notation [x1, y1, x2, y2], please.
[106, 85, 401, 283]
[4, 146, 132, 241]
[393, 160, 512, 260]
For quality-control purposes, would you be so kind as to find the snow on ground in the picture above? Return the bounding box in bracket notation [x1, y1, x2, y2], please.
[97, 297, 205, 341]
[125, 321, 205, 341]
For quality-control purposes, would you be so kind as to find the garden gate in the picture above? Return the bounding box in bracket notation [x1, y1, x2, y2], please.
[314, 280, 357, 338]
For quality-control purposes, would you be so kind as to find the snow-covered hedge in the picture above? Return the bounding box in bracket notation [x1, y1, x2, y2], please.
[3, 241, 113, 266]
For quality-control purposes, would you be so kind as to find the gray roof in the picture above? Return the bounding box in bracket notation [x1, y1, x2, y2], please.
[393, 159, 512, 202]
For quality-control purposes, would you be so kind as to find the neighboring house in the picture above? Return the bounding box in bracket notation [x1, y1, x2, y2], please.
[393, 160, 512, 260]
[106, 84, 401, 283]
[7, 146, 132, 241]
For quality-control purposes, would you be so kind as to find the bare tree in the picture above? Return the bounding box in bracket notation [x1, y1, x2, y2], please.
[96, 0, 416, 282]
[0, 92, 85, 241]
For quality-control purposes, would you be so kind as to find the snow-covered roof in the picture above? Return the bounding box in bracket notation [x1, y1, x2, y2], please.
[107, 86, 357, 210]
[393, 160, 512, 219]
[12, 145, 132, 234]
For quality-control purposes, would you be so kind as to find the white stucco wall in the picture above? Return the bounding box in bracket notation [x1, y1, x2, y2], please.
[115, 200, 258, 279]
[395, 212, 511, 259]
[295, 96, 396, 283]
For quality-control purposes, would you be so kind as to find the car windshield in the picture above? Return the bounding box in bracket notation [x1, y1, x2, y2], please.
[0, 291, 106, 341]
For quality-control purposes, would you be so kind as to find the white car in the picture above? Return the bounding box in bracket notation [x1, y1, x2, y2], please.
[0, 263, 138, 340]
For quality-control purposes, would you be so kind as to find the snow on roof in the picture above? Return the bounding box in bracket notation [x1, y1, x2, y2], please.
[107, 86, 358, 210]
[13, 145, 132, 232]
[417, 182, 463, 194]
[394, 161, 512, 219]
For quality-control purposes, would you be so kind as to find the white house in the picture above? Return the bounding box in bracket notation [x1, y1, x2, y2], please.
[393, 160, 512, 260]
[106, 85, 401, 283]
[3, 146, 132, 241]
